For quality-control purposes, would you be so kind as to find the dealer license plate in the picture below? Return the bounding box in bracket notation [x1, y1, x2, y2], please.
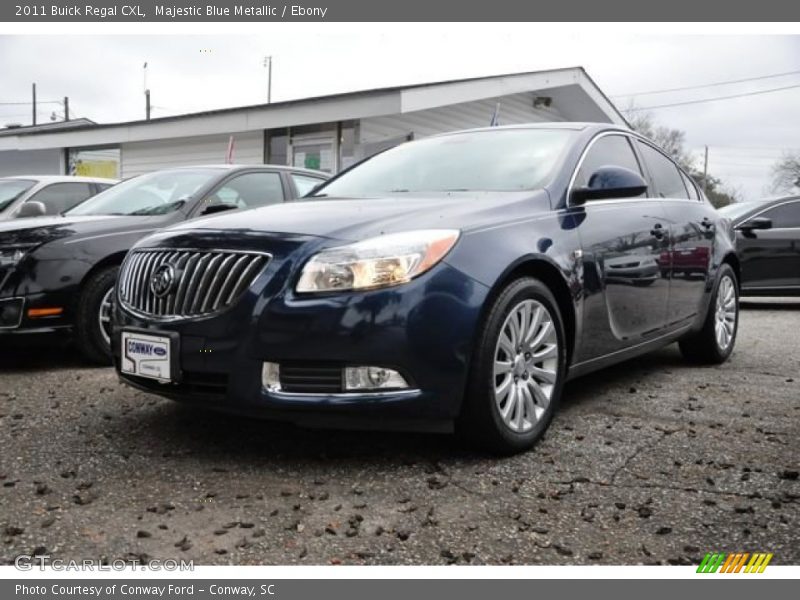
[120, 331, 172, 382]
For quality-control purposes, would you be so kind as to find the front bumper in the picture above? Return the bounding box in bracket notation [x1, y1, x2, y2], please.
[113, 259, 490, 431]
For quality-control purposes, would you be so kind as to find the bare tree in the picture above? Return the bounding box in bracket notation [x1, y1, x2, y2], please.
[770, 152, 800, 194]
[626, 111, 694, 172]
[627, 109, 738, 208]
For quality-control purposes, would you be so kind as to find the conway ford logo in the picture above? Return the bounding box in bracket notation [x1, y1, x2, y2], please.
[150, 263, 176, 298]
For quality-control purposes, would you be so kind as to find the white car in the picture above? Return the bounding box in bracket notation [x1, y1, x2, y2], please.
[0, 175, 118, 220]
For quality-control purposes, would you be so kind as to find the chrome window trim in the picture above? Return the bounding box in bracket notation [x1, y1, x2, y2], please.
[565, 131, 692, 209]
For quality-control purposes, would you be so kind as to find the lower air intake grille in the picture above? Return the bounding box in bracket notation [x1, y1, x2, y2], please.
[279, 362, 344, 393]
[119, 248, 269, 319]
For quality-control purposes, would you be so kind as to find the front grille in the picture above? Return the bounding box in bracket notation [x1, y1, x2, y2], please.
[119, 248, 269, 319]
[279, 362, 344, 393]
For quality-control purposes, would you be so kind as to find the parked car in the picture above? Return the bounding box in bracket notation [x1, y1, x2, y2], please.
[718, 197, 800, 296]
[112, 124, 740, 454]
[0, 175, 117, 220]
[0, 165, 328, 362]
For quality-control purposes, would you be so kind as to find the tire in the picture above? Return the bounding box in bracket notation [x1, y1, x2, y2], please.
[75, 266, 118, 365]
[678, 263, 739, 364]
[457, 277, 567, 455]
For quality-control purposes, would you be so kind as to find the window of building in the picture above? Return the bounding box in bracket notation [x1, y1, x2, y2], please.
[68, 147, 120, 179]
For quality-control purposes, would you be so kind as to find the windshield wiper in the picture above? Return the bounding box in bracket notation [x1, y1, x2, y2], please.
[129, 199, 186, 216]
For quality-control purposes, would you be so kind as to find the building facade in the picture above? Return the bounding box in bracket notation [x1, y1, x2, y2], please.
[0, 68, 626, 179]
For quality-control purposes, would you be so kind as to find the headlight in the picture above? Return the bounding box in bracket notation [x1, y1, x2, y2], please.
[296, 229, 460, 293]
[0, 245, 36, 268]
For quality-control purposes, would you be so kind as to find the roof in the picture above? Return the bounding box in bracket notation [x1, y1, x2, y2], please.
[0, 67, 627, 152]
[162, 164, 328, 177]
[0, 118, 95, 138]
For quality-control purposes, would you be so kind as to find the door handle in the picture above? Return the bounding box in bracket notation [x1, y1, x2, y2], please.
[650, 223, 666, 239]
[701, 217, 715, 230]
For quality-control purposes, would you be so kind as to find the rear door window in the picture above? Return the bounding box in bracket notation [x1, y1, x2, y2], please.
[291, 174, 326, 197]
[636, 142, 690, 199]
[680, 172, 700, 200]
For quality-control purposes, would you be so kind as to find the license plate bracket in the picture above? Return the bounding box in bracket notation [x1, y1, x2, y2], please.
[120, 329, 181, 383]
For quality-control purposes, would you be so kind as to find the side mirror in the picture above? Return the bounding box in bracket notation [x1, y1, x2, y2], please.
[571, 166, 648, 205]
[16, 201, 47, 218]
[737, 217, 772, 231]
[201, 204, 237, 216]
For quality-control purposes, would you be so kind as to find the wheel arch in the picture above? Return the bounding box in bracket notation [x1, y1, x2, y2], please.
[721, 251, 741, 289]
[76, 251, 127, 299]
[481, 256, 577, 368]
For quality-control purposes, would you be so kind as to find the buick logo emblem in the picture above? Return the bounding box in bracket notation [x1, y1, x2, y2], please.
[150, 263, 176, 298]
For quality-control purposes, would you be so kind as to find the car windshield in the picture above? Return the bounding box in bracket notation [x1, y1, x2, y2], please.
[717, 201, 763, 220]
[0, 179, 36, 213]
[65, 168, 223, 216]
[313, 129, 575, 197]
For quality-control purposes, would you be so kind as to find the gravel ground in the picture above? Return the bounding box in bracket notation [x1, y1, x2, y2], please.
[1, 298, 798, 566]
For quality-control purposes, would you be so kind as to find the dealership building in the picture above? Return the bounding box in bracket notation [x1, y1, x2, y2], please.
[0, 67, 626, 179]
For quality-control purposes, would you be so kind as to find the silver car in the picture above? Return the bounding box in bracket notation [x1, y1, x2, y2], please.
[0, 175, 118, 220]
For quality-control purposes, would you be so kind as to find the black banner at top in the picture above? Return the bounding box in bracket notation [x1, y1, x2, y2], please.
[2, 0, 800, 22]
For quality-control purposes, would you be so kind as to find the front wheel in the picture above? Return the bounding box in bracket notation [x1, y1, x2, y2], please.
[75, 266, 118, 364]
[458, 277, 567, 455]
[678, 263, 739, 364]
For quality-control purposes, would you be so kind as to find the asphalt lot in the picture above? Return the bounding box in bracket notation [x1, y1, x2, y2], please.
[1, 299, 798, 566]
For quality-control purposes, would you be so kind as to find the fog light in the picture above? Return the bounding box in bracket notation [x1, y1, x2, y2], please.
[262, 362, 281, 391]
[344, 366, 409, 391]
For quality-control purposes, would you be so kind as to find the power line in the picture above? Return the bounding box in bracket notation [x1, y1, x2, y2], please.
[611, 69, 800, 98]
[622, 83, 800, 112]
[0, 99, 63, 106]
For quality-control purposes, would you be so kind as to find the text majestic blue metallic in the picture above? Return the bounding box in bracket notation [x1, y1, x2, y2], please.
[112, 123, 740, 454]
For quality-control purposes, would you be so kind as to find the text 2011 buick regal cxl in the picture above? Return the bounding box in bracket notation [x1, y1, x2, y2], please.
[112, 123, 740, 454]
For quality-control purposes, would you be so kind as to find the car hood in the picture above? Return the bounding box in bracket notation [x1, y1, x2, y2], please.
[164, 191, 550, 242]
[0, 214, 165, 247]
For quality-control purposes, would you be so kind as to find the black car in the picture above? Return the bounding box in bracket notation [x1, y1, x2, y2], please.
[113, 124, 739, 454]
[0, 165, 328, 362]
[718, 196, 800, 296]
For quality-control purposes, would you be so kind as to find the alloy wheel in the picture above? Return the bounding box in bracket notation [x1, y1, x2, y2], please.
[98, 287, 114, 348]
[714, 274, 737, 351]
[493, 299, 559, 433]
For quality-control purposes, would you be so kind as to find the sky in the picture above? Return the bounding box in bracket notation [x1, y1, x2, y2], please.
[1, 28, 799, 200]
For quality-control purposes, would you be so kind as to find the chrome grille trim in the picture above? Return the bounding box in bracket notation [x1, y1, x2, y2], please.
[119, 248, 271, 320]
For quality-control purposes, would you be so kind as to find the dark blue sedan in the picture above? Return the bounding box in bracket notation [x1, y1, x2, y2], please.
[112, 123, 740, 454]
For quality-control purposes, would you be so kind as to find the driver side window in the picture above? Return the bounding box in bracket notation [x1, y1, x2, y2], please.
[574, 135, 643, 191]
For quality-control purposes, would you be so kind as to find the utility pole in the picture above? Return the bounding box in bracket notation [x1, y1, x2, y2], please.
[143, 61, 151, 120]
[63, 96, 70, 121]
[263, 56, 272, 103]
[702, 145, 709, 195]
[32, 83, 37, 126]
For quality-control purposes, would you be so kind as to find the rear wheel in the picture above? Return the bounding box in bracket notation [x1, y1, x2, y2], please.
[75, 266, 118, 364]
[458, 278, 566, 455]
[678, 264, 738, 364]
